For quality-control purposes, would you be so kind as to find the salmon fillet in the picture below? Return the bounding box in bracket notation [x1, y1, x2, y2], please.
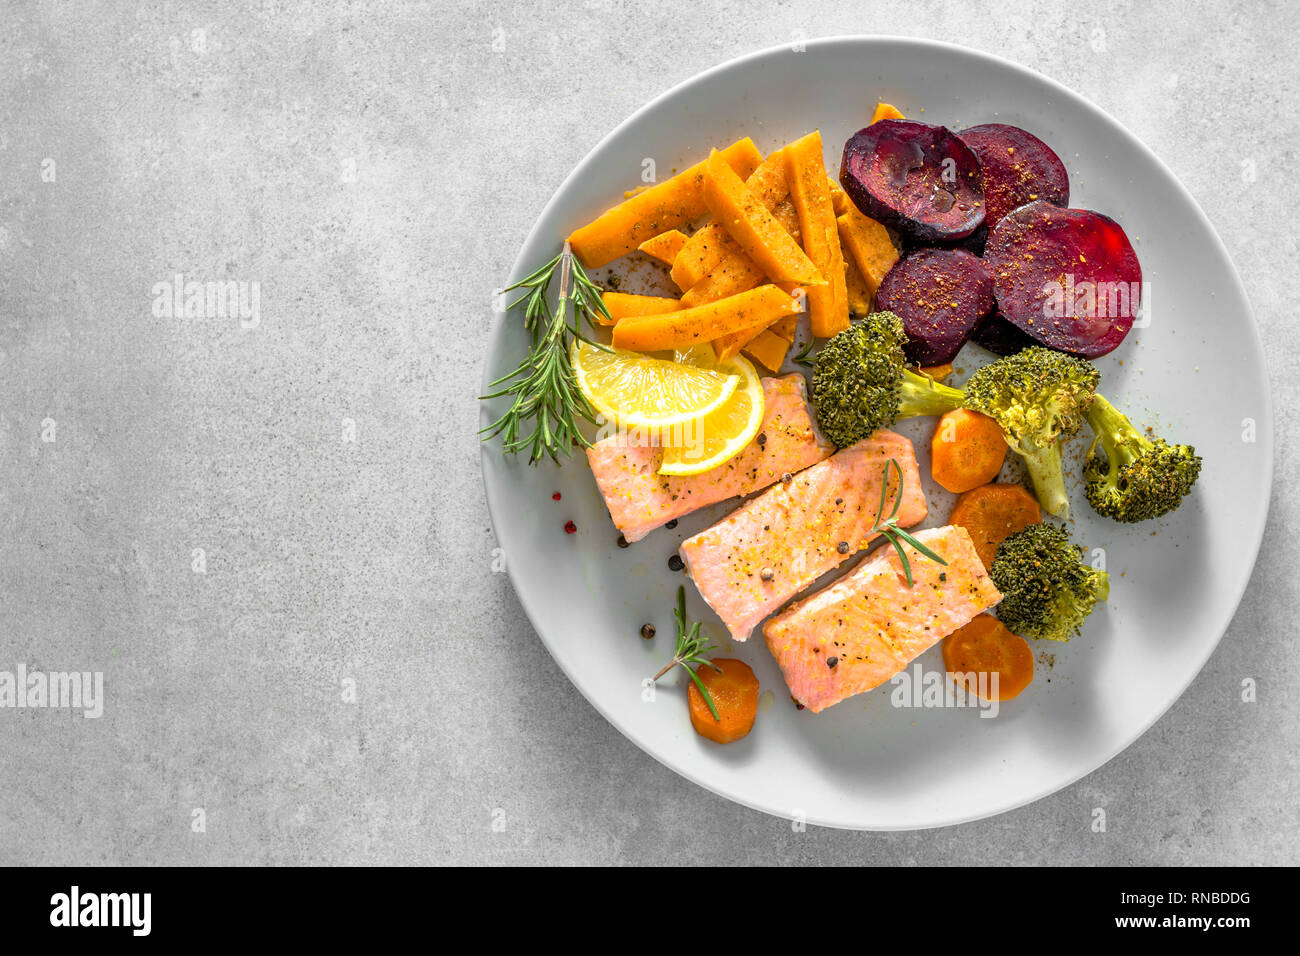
[584, 374, 832, 543]
[678, 431, 926, 642]
[764, 526, 1002, 713]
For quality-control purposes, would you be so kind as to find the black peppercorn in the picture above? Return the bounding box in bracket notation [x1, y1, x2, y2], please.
[640, 624, 655, 640]
[668, 555, 684, 572]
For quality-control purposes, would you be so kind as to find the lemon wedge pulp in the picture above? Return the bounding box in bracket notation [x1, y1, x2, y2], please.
[570, 341, 740, 430]
[658, 353, 765, 476]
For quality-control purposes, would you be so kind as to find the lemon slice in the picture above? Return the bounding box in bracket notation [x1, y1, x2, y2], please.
[659, 354, 765, 476]
[571, 340, 740, 429]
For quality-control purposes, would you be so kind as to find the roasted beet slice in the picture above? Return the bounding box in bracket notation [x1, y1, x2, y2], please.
[840, 120, 984, 243]
[875, 248, 994, 365]
[984, 201, 1142, 358]
[971, 312, 1039, 356]
[958, 123, 1069, 228]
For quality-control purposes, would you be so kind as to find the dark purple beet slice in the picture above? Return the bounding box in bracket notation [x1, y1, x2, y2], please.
[900, 223, 987, 257]
[957, 124, 1069, 228]
[971, 312, 1039, 356]
[840, 120, 985, 243]
[875, 248, 994, 365]
[984, 201, 1142, 358]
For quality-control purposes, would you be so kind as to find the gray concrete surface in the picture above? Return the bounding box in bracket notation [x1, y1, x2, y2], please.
[0, 0, 1295, 865]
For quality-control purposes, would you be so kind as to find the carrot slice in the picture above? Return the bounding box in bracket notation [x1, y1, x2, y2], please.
[784, 131, 849, 337]
[942, 615, 1033, 701]
[597, 292, 680, 325]
[567, 138, 763, 268]
[611, 284, 798, 352]
[687, 658, 760, 744]
[871, 101, 905, 123]
[948, 482, 1041, 569]
[742, 328, 791, 372]
[637, 230, 690, 267]
[837, 205, 899, 298]
[702, 149, 823, 286]
[931, 408, 1008, 493]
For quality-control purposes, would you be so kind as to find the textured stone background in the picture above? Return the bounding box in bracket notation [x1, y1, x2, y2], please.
[1, 1, 1295, 865]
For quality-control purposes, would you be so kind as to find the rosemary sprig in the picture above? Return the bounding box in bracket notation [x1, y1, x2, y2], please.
[651, 586, 722, 720]
[792, 337, 817, 367]
[870, 458, 948, 587]
[480, 243, 612, 463]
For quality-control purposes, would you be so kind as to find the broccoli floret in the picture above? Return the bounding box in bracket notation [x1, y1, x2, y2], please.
[963, 347, 1100, 518]
[990, 524, 1109, 642]
[811, 312, 964, 447]
[1083, 393, 1202, 522]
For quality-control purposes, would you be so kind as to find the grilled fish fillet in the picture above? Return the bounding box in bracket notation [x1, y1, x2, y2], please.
[678, 431, 926, 642]
[764, 525, 1002, 713]
[584, 373, 832, 543]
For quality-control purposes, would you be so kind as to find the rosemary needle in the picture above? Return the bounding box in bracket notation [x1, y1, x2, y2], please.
[651, 586, 722, 720]
[869, 458, 948, 587]
[480, 243, 612, 464]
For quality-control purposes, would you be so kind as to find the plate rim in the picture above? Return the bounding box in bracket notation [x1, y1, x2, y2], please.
[478, 35, 1275, 831]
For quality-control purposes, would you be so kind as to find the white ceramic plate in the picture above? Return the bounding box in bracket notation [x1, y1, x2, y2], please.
[479, 37, 1272, 830]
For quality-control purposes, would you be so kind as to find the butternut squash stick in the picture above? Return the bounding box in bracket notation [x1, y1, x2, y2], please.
[701, 149, 823, 287]
[837, 205, 899, 298]
[598, 292, 681, 325]
[611, 284, 798, 352]
[567, 138, 762, 268]
[785, 131, 849, 338]
[637, 230, 689, 267]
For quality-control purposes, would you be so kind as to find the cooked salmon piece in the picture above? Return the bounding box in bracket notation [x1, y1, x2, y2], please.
[678, 431, 926, 642]
[764, 526, 1002, 713]
[584, 374, 832, 543]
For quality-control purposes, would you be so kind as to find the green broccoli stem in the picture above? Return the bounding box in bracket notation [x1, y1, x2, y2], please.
[1085, 393, 1151, 471]
[1020, 440, 1070, 518]
[896, 371, 965, 420]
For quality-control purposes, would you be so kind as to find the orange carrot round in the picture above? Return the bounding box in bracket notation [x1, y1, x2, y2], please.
[942, 614, 1034, 701]
[687, 658, 759, 744]
[948, 482, 1041, 569]
[930, 408, 1008, 493]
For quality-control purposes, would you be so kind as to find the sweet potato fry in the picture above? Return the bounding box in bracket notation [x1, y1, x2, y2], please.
[611, 284, 798, 352]
[598, 292, 681, 325]
[837, 205, 899, 297]
[637, 230, 689, 267]
[701, 150, 823, 287]
[567, 138, 762, 268]
[784, 131, 849, 337]
[669, 150, 793, 290]
[742, 329, 792, 372]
